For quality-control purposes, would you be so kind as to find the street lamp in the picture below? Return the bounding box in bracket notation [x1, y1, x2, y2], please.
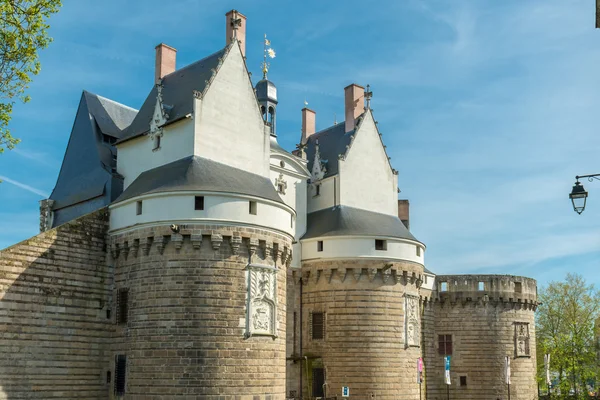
[569, 174, 600, 214]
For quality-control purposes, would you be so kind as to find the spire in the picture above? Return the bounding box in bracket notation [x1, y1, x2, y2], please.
[311, 139, 327, 181]
[365, 84, 373, 110]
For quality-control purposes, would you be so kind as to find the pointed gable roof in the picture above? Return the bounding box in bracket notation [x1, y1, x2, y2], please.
[118, 47, 228, 143]
[304, 117, 360, 179]
[50, 91, 136, 222]
[83, 91, 137, 139]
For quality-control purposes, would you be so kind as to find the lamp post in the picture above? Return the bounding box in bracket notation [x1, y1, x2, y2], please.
[569, 174, 600, 214]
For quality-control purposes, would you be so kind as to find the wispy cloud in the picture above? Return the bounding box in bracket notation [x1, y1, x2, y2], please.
[0, 176, 49, 197]
[12, 148, 60, 167]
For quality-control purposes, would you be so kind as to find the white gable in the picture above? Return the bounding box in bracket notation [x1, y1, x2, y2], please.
[193, 42, 270, 177]
[338, 110, 398, 216]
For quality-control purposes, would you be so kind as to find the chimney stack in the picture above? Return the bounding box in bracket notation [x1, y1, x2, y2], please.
[301, 108, 316, 144]
[397, 200, 410, 230]
[226, 10, 247, 58]
[155, 43, 177, 84]
[344, 83, 364, 132]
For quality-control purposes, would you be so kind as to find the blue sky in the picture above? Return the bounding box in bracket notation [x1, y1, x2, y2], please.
[0, 0, 599, 289]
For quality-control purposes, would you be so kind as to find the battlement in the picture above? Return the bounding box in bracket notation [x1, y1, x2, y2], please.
[298, 259, 424, 287]
[433, 274, 537, 308]
[109, 223, 293, 266]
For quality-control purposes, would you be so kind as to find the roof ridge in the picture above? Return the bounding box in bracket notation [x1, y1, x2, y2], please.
[82, 90, 138, 112]
[161, 46, 227, 81]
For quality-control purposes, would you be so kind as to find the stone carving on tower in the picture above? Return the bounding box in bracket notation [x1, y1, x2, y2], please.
[405, 294, 420, 347]
[246, 264, 278, 337]
[514, 322, 531, 357]
[149, 81, 171, 143]
[275, 173, 287, 194]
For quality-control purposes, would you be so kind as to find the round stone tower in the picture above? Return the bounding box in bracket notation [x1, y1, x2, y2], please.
[108, 157, 295, 399]
[299, 206, 427, 400]
[424, 274, 538, 400]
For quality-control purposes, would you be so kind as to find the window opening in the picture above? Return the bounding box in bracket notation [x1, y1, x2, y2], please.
[116, 289, 129, 325]
[195, 196, 204, 210]
[460, 376, 467, 386]
[249, 201, 257, 215]
[375, 239, 387, 251]
[311, 312, 325, 340]
[438, 334, 453, 355]
[136, 201, 142, 216]
[478, 281, 485, 291]
[317, 241, 323, 252]
[115, 355, 127, 396]
[440, 282, 448, 292]
[515, 282, 522, 293]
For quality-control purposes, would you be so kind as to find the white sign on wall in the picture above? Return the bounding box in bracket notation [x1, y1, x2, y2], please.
[342, 386, 350, 397]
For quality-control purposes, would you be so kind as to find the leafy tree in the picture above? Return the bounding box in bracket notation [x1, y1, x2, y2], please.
[537, 273, 600, 399]
[1, 0, 61, 153]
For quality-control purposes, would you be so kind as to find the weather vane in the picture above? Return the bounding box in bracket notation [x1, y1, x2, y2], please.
[261, 34, 276, 79]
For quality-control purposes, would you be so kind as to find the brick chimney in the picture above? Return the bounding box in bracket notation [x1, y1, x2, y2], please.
[155, 43, 177, 84]
[226, 9, 247, 58]
[301, 107, 316, 144]
[398, 199, 410, 230]
[344, 83, 364, 132]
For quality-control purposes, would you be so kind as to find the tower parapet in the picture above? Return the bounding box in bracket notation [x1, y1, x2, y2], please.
[424, 274, 538, 400]
[434, 274, 537, 309]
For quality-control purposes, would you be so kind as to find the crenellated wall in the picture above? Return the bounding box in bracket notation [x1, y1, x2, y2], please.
[424, 274, 538, 400]
[108, 224, 293, 400]
[295, 259, 426, 400]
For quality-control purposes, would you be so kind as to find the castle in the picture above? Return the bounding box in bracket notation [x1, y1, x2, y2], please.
[0, 10, 539, 400]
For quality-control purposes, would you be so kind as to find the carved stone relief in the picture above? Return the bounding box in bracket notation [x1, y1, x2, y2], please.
[405, 295, 420, 347]
[247, 265, 277, 337]
[515, 322, 530, 357]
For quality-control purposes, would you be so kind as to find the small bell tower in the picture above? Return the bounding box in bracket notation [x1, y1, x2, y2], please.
[255, 34, 278, 135]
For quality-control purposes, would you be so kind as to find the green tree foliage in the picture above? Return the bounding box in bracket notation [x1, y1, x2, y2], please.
[0, 0, 61, 153]
[537, 273, 600, 399]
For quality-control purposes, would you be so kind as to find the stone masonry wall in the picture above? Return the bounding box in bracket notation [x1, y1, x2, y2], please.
[424, 275, 538, 400]
[301, 259, 425, 400]
[0, 208, 112, 400]
[109, 224, 292, 400]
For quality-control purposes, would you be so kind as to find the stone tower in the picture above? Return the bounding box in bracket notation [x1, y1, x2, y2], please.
[423, 275, 538, 400]
[104, 11, 294, 399]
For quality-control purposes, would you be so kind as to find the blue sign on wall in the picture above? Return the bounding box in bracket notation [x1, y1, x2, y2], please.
[342, 386, 350, 397]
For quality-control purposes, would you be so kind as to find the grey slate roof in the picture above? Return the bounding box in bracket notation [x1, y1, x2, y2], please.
[303, 205, 420, 242]
[270, 136, 290, 155]
[119, 48, 226, 143]
[114, 155, 285, 205]
[305, 120, 358, 178]
[83, 91, 137, 139]
[50, 91, 136, 226]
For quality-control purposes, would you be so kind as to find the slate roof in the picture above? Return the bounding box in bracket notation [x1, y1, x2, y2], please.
[303, 205, 420, 242]
[270, 136, 290, 155]
[114, 155, 284, 205]
[304, 119, 359, 178]
[83, 91, 138, 139]
[50, 91, 137, 213]
[118, 48, 226, 143]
